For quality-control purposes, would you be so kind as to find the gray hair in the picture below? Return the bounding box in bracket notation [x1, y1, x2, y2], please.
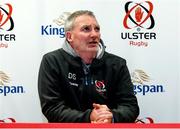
[64, 10, 96, 33]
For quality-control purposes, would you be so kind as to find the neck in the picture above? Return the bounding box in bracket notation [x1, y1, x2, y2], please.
[79, 52, 96, 64]
[82, 57, 93, 64]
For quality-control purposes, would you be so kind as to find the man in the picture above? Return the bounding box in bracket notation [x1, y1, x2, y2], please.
[38, 10, 139, 123]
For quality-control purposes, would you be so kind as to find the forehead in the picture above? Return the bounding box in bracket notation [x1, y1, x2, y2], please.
[73, 15, 99, 28]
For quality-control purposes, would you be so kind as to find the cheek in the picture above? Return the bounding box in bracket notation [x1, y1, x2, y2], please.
[77, 34, 89, 41]
[76, 36, 89, 46]
[73, 33, 86, 42]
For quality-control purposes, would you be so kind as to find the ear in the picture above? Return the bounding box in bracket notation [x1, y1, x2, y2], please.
[66, 31, 73, 42]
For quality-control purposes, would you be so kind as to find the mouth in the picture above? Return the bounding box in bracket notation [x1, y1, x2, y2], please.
[89, 41, 98, 44]
[88, 41, 98, 48]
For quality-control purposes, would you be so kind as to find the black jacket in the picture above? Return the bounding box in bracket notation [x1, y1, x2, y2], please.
[38, 48, 139, 122]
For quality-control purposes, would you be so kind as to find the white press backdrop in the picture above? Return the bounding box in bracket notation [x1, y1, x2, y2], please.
[0, 0, 180, 123]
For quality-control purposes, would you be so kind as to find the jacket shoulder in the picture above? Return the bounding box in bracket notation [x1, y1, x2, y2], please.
[40, 49, 66, 67]
[43, 49, 62, 57]
[42, 48, 67, 61]
[103, 52, 126, 65]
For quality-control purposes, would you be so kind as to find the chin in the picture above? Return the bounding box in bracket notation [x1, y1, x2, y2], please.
[88, 48, 98, 52]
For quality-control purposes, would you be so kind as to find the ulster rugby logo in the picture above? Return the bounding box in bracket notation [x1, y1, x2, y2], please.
[136, 117, 154, 123]
[95, 80, 106, 94]
[0, 118, 16, 123]
[0, 3, 16, 49]
[0, 3, 14, 31]
[123, 1, 155, 29]
[121, 1, 156, 47]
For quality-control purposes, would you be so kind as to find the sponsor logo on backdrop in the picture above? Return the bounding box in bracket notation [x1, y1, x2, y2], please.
[0, 70, 25, 96]
[0, 117, 16, 123]
[0, 70, 10, 85]
[0, 3, 16, 48]
[121, 1, 156, 47]
[41, 12, 71, 38]
[131, 69, 165, 95]
[136, 117, 154, 123]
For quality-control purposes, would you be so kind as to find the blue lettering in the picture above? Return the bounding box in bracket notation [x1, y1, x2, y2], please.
[41, 25, 65, 38]
[142, 85, 149, 95]
[156, 85, 164, 92]
[59, 28, 65, 38]
[0, 87, 3, 93]
[134, 84, 164, 95]
[4, 86, 10, 96]
[0, 86, 25, 96]
[41, 25, 49, 35]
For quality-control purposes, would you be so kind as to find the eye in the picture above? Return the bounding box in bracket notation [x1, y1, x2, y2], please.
[82, 26, 91, 32]
[94, 26, 100, 32]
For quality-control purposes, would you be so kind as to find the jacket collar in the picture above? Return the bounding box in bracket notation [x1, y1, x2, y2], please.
[62, 39, 105, 60]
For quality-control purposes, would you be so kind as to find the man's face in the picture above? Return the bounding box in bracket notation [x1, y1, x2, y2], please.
[66, 15, 101, 55]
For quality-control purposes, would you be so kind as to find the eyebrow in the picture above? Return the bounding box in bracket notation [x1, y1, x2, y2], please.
[81, 24, 100, 28]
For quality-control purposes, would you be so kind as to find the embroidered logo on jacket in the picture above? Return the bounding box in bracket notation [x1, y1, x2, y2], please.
[95, 80, 106, 94]
[68, 72, 79, 87]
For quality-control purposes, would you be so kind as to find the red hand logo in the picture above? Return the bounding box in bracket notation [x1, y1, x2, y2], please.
[135, 7, 143, 22]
